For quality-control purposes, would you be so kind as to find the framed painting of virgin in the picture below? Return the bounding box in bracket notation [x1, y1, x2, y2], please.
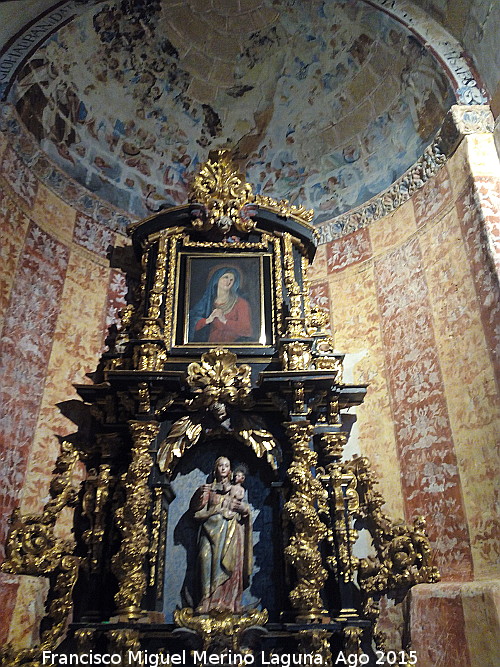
[173, 252, 273, 348]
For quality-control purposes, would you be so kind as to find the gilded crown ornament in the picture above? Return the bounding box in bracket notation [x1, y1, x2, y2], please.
[189, 150, 314, 233]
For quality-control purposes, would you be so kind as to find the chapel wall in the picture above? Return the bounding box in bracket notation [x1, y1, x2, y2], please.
[310, 137, 500, 582]
[309, 136, 500, 666]
[0, 127, 499, 662]
[0, 129, 129, 646]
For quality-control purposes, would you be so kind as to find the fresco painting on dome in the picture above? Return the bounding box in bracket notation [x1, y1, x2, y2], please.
[8, 0, 454, 222]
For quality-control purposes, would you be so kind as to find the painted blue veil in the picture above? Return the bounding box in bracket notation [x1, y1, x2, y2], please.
[188, 267, 241, 342]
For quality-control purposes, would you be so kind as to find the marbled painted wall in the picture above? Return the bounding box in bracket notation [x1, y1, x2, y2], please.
[309, 136, 500, 665]
[0, 124, 499, 663]
[0, 129, 128, 646]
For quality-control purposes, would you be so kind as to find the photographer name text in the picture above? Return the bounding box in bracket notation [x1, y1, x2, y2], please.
[42, 651, 323, 666]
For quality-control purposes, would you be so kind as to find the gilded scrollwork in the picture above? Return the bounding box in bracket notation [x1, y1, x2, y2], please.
[343, 456, 440, 595]
[284, 422, 328, 621]
[145, 233, 168, 325]
[182, 235, 269, 249]
[253, 193, 315, 227]
[312, 339, 342, 374]
[137, 382, 151, 413]
[328, 469, 359, 584]
[0, 441, 81, 666]
[139, 317, 162, 341]
[137, 245, 149, 324]
[327, 395, 342, 425]
[132, 341, 167, 372]
[155, 348, 282, 479]
[317, 432, 348, 464]
[282, 234, 306, 338]
[233, 415, 282, 470]
[148, 487, 163, 588]
[186, 348, 252, 411]
[107, 629, 141, 665]
[317, 455, 441, 651]
[298, 630, 333, 667]
[163, 232, 181, 347]
[156, 502, 168, 601]
[189, 151, 314, 234]
[156, 394, 282, 475]
[292, 381, 306, 416]
[2, 443, 79, 575]
[308, 306, 330, 337]
[317, 431, 359, 584]
[74, 628, 97, 653]
[112, 420, 160, 618]
[154, 393, 176, 421]
[301, 256, 313, 335]
[157, 415, 203, 475]
[343, 627, 364, 656]
[271, 236, 284, 338]
[81, 463, 112, 574]
[174, 607, 268, 652]
[280, 341, 312, 372]
[189, 151, 254, 233]
[122, 233, 169, 371]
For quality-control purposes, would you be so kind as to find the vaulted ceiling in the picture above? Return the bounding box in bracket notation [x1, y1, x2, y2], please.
[1, 0, 497, 223]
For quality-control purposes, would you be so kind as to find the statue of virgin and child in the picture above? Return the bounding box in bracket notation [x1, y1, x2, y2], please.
[188, 267, 252, 343]
[189, 457, 253, 614]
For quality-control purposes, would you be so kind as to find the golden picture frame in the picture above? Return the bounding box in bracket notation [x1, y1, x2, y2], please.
[173, 252, 274, 349]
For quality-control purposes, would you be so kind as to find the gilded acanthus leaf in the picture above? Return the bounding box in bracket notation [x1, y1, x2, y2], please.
[233, 413, 282, 470]
[189, 151, 314, 232]
[157, 416, 203, 474]
[189, 151, 254, 233]
[174, 607, 268, 651]
[343, 456, 441, 594]
[0, 440, 81, 662]
[187, 348, 252, 410]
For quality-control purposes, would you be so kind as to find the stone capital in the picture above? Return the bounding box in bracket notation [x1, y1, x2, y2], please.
[450, 105, 494, 135]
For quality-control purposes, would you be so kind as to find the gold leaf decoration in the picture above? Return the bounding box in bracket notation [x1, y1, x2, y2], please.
[284, 421, 328, 621]
[189, 151, 314, 232]
[174, 607, 268, 652]
[157, 415, 203, 474]
[186, 348, 252, 411]
[0, 440, 81, 665]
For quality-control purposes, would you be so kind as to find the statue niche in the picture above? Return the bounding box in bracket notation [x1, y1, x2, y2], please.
[164, 438, 281, 624]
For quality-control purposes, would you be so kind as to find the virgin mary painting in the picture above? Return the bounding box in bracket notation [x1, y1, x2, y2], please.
[188, 267, 252, 343]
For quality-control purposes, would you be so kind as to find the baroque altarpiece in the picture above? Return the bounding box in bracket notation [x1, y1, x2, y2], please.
[1, 154, 439, 666]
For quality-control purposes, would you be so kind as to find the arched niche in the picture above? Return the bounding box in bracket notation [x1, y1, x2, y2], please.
[161, 436, 287, 623]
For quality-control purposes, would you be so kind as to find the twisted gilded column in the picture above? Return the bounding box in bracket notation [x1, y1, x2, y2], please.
[111, 420, 160, 619]
[284, 421, 328, 621]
